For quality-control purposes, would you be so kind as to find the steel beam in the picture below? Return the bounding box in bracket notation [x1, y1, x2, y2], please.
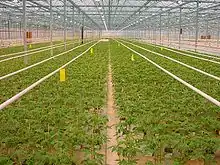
[119, 1, 191, 30]
[108, 0, 111, 30]
[23, 0, 28, 64]
[64, 0, 67, 50]
[195, 0, 199, 51]
[160, 11, 162, 45]
[118, 0, 151, 29]
[218, 19, 220, 47]
[72, 7, 75, 42]
[50, 0, 53, 56]
[68, 0, 101, 29]
[168, 12, 171, 46]
[179, 7, 182, 49]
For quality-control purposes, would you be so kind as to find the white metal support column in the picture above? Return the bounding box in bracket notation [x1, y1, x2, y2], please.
[81, 14, 84, 44]
[206, 16, 209, 44]
[72, 7, 75, 44]
[150, 26, 152, 43]
[195, 0, 199, 51]
[153, 26, 155, 44]
[139, 28, 141, 39]
[188, 28, 190, 41]
[217, 19, 220, 47]
[7, 15, 10, 40]
[23, 0, 28, 64]
[19, 22, 22, 39]
[160, 12, 162, 45]
[36, 22, 38, 38]
[108, 0, 111, 30]
[155, 26, 157, 44]
[50, 0, 53, 56]
[77, 11, 80, 42]
[99, 30, 101, 39]
[168, 12, 170, 46]
[144, 21, 147, 40]
[179, 7, 182, 49]
[64, 0, 67, 50]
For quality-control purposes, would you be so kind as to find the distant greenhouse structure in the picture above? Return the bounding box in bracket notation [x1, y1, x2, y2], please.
[0, 0, 220, 54]
[0, 0, 220, 165]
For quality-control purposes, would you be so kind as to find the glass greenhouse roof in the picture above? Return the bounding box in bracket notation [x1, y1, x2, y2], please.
[0, 0, 220, 30]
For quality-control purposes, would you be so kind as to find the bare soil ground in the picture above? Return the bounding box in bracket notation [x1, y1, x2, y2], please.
[106, 63, 119, 165]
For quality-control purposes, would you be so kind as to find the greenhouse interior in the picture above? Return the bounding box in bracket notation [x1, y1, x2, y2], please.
[0, 0, 220, 164]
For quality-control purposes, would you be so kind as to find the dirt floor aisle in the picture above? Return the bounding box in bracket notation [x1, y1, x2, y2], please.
[106, 43, 119, 165]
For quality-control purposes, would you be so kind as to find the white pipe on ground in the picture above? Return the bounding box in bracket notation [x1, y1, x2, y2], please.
[115, 39, 220, 107]
[0, 41, 94, 80]
[0, 41, 100, 110]
[0, 42, 76, 63]
[122, 40, 220, 81]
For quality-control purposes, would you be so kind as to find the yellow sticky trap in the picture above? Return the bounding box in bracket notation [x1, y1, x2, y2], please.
[118, 43, 120, 46]
[160, 47, 163, 51]
[29, 44, 32, 48]
[60, 69, 66, 82]
[131, 54, 135, 61]
[90, 48, 94, 55]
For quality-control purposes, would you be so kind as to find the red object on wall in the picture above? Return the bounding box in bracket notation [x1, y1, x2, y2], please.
[26, 32, 32, 43]
[26, 32, 32, 39]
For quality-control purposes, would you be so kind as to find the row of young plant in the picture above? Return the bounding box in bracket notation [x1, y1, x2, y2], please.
[0, 41, 109, 164]
[137, 39, 220, 62]
[128, 39, 220, 77]
[185, 50, 220, 60]
[0, 40, 64, 56]
[120, 40, 220, 101]
[0, 41, 96, 103]
[0, 40, 85, 77]
[110, 40, 220, 164]
[158, 45, 220, 62]
[0, 41, 75, 61]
